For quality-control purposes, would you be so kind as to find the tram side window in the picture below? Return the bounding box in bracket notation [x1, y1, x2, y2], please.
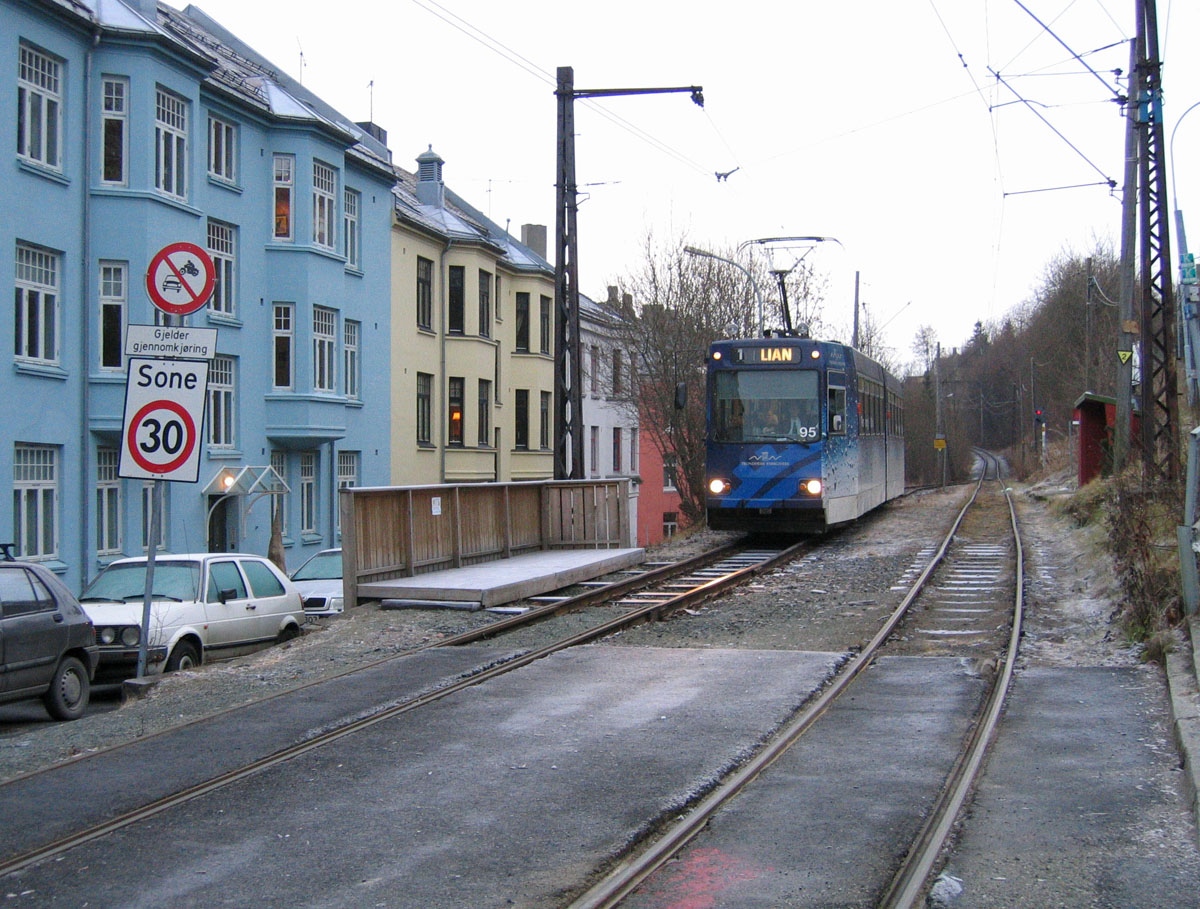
[828, 384, 847, 435]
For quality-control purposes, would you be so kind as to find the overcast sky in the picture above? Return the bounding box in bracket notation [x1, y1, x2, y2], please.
[173, 0, 1200, 365]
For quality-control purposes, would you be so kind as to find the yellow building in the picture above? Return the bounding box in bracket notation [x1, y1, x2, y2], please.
[389, 147, 555, 485]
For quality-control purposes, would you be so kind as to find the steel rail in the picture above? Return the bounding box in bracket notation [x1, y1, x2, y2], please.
[0, 540, 805, 879]
[879, 452, 1024, 907]
[567, 471, 989, 909]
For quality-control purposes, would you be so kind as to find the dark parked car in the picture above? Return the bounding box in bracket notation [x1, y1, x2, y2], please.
[0, 544, 98, 720]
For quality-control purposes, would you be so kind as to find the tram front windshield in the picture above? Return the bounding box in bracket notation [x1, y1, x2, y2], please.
[712, 370, 821, 443]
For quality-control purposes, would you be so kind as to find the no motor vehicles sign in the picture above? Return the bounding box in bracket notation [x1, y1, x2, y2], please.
[119, 358, 209, 482]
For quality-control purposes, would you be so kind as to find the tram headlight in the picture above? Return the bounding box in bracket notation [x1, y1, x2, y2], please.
[708, 478, 730, 495]
[803, 479, 823, 496]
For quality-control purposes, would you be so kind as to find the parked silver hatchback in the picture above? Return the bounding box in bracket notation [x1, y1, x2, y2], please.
[0, 544, 98, 720]
[80, 553, 305, 681]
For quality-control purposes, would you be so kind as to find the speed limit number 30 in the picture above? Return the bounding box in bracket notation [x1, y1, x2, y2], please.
[119, 358, 209, 482]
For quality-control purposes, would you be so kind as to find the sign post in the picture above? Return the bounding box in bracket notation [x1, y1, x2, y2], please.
[124, 242, 216, 677]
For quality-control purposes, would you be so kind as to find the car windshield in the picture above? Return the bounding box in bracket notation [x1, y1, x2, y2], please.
[711, 369, 821, 443]
[291, 552, 342, 582]
[81, 561, 202, 602]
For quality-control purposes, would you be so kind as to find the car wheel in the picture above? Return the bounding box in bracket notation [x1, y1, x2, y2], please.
[43, 656, 90, 721]
[276, 623, 301, 644]
[165, 640, 201, 672]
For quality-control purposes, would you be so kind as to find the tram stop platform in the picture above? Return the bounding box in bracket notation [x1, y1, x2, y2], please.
[360, 547, 646, 611]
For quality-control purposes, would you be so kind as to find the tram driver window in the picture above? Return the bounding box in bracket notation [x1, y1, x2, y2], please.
[828, 385, 847, 435]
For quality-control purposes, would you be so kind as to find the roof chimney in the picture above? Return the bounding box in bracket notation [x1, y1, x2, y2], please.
[415, 145, 444, 208]
[520, 224, 547, 260]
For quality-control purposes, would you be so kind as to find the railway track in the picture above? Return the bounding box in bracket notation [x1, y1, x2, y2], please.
[568, 450, 1024, 908]
[0, 538, 811, 877]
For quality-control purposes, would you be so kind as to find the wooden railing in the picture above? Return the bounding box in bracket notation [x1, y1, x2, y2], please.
[340, 479, 630, 607]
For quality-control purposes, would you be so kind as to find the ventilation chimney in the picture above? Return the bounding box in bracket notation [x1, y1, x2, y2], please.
[415, 145, 444, 208]
[520, 224, 547, 260]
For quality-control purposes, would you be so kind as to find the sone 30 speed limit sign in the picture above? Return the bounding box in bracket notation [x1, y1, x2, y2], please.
[119, 358, 209, 482]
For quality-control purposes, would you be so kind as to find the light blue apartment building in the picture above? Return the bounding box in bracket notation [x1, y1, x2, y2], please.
[4, 0, 395, 590]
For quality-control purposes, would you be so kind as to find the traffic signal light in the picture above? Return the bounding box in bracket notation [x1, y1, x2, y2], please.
[1034, 408, 1045, 426]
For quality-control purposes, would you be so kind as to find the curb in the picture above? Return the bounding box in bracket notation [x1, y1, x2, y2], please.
[1166, 620, 1200, 841]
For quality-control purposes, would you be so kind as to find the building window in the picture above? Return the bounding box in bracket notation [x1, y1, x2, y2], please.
[590, 426, 599, 477]
[540, 295, 551, 355]
[343, 189, 360, 269]
[630, 427, 639, 474]
[207, 219, 236, 316]
[208, 115, 236, 183]
[155, 87, 187, 199]
[590, 346, 599, 395]
[344, 320, 360, 401]
[612, 350, 623, 396]
[448, 377, 464, 446]
[273, 154, 294, 240]
[478, 380, 491, 447]
[208, 355, 236, 448]
[96, 448, 121, 555]
[270, 450, 288, 533]
[663, 512, 679, 539]
[416, 256, 433, 330]
[101, 76, 127, 184]
[416, 373, 433, 445]
[478, 270, 492, 338]
[99, 261, 126, 370]
[514, 389, 529, 450]
[14, 443, 57, 559]
[273, 303, 294, 389]
[448, 265, 465, 334]
[337, 451, 358, 534]
[312, 160, 336, 249]
[313, 306, 337, 392]
[15, 243, 59, 366]
[612, 427, 623, 473]
[299, 452, 316, 535]
[141, 483, 165, 552]
[495, 274, 502, 320]
[540, 391, 551, 450]
[515, 293, 530, 352]
[17, 44, 62, 171]
[664, 454, 678, 491]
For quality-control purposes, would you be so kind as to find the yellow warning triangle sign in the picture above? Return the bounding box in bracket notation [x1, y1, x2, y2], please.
[1118, 350, 1133, 364]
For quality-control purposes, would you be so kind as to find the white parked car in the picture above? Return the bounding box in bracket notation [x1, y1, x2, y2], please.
[290, 548, 344, 616]
[79, 553, 305, 681]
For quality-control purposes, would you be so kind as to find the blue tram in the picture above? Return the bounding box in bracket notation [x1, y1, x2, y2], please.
[705, 335, 904, 534]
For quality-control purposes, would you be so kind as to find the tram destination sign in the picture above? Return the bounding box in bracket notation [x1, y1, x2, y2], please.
[125, 324, 217, 360]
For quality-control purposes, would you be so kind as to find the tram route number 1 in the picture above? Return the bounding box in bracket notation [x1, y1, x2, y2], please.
[119, 357, 209, 483]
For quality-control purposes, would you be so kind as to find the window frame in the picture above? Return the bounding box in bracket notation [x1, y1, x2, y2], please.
[448, 377, 464, 446]
[478, 379, 491, 447]
[17, 43, 63, 172]
[207, 115, 236, 184]
[478, 269, 492, 338]
[206, 219, 236, 316]
[272, 303, 294, 390]
[14, 443, 58, 560]
[416, 256, 434, 330]
[312, 306, 337, 393]
[96, 447, 121, 555]
[448, 265, 465, 334]
[344, 319, 360, 401]
[514, 389, 530, 450]
[273, 154, 294, 240]
[416, 373, 433, 446]
[154, 87, 188, 200]
[299, 452, 317, 535]
[343, 188, 360, 269]
[99, 260, 126, 371]
[101, 76, 127, 185]
[208, 355, 236, 449]
[14, 242, 60, 366]
[515, 293, 530, 352]
[540, 391, 551, 450]
[312, 160, 336, 250]
[539, 295, 551, 355]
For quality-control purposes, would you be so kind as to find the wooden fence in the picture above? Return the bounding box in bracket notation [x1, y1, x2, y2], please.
[340, 479, 631, 607]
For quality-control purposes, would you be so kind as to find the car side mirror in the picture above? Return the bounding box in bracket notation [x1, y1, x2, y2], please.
[218, 588, 238, 604]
